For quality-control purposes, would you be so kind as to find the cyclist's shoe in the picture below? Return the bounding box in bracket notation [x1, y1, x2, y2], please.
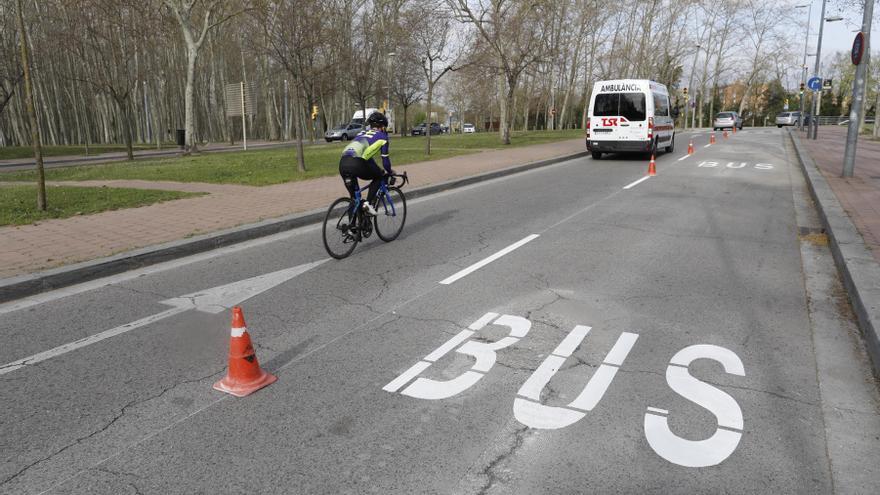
[362, 202, 378, 216]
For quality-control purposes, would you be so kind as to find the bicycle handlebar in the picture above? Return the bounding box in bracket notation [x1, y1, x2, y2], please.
[387, 172, 409, 187]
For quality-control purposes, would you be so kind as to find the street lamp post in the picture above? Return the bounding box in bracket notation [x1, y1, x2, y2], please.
[794, 3, 812, 132]
[810, 0, 844, 139]
[842, 0, 874, 177]
[685, 44, 702, 131]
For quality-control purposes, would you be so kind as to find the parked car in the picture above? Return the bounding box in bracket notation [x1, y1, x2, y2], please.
[776, 111, 801, 127]
[411, 122, 442, 136]
[463, 123, 476, 133]
[325, 123, 364, 142]
[713, 111, 743, 131]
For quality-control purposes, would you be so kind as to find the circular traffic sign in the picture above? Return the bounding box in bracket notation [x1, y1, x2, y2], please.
[808, 77, 822, 91]
[852, 32, 865, 65]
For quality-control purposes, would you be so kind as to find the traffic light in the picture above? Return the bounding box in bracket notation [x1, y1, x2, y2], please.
[311, 105, 318, 120]
[683, 87, 688, 96]
[799, 82, 805, 95]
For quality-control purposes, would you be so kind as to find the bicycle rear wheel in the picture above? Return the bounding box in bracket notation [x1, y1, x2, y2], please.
[323, 197, 359, 259]
[374, 187, 407, 242]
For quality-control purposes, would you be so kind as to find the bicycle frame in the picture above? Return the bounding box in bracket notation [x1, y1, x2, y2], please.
[349, 178, 399, 217]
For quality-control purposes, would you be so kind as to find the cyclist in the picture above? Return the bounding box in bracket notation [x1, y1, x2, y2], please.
[338, 112, 395, 216]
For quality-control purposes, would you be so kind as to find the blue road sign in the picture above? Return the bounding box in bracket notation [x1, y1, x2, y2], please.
[808, 77, 822, 91]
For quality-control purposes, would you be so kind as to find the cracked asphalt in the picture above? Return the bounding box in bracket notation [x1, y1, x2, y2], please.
[2, 129, 879, 494]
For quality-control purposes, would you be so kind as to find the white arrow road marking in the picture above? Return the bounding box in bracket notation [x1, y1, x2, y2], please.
[0, 259, 327, 375]
[160, 259, 327, 313]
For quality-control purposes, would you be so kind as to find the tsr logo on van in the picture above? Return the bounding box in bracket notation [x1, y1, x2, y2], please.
[600, 117, 629, 127]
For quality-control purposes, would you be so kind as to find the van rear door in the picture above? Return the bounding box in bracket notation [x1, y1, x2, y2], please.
[591, 92, 648, 141]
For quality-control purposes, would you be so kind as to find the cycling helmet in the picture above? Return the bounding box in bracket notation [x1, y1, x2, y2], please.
[367, 112, 388, 128]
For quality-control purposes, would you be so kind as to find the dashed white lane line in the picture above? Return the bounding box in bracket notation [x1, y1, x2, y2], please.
[623, 176, 651, 190]
[0, 306, 189, 375]
[677, 154, 692, 161]
[704, 143, 712, 148]
[439, 234, 540, 285]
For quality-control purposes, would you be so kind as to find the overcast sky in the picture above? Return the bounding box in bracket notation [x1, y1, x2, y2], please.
[799, 0, 876, 63]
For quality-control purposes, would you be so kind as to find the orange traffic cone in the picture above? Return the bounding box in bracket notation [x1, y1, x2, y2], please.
[710, 133, 716, 144]
[648, 154, 656, 176]
[213, 307, 277, 397]
[687, 139, 694, 154]
[723, 130, 729, 139]
[733, 125, 737, 134]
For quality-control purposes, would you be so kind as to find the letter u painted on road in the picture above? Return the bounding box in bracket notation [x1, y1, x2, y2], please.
[382, 312, 531, 400]
[513, 326, 639, 429]
[644, 344, 745, 468]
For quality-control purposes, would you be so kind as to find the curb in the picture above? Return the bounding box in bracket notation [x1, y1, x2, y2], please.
[788, 129, 880, 375]
[0, 150, 589, 303]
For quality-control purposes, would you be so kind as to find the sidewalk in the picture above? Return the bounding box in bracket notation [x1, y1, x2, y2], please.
[0, 139, 585, 279]
[799, 127, 880, 263]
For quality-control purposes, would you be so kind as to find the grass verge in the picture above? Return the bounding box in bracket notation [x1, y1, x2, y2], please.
[0, 130, 583, 186]
[0, 185, 204, 226]
[0, 144, 161, 160]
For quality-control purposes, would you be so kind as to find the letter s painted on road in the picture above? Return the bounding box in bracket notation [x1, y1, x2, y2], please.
[644, 344, 745, 467]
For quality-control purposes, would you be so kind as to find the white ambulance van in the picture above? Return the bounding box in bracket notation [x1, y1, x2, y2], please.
[586, 79, 677, 159]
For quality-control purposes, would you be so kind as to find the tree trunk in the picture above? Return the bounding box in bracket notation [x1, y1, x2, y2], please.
[498, 73, 510, 145]
[116, 96, 135, 160]
[425, 83, 433, 155]
[292, 88, 306, 173]
[184, 46, 198, 153]
[16, 0, 46, 211]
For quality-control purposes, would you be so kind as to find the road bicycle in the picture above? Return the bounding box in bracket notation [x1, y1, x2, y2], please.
[322, 172, 408, 259]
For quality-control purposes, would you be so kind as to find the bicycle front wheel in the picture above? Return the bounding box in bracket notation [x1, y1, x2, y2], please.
[374, 187, 407, 242]
[323, 197, 359, 259]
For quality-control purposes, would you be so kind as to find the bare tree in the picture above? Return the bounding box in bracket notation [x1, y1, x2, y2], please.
[164, 0, 242, 153]
[15, 0, 46, 210]
[448, 0, 549, 144]
[407, 1, 465, 154]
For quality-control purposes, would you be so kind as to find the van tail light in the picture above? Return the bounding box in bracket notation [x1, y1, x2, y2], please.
[648, 117, 654, 139]
[586, 119, 591, 139]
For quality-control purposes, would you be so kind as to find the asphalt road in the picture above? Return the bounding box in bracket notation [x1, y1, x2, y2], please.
[2, 129, 879, 494]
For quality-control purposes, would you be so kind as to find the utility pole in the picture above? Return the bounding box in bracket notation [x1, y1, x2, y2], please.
[810, 0, 827, 139]
[842, 0, 874, 177]
[16, 0, 46, 211]
[794, 3, 812, 132]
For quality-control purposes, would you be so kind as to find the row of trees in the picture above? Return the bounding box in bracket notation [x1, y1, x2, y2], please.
[2, 0, 876, 160]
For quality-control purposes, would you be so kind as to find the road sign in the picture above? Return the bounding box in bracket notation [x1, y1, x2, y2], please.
[852, 32, 865, 65]
[224, 82, 256, 117]
[807, 77, 822, 91]
[822, 79, 832, 90]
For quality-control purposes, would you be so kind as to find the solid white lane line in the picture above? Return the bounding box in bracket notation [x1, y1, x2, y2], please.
[677, 154, 692, 161]
[623, 176, 651, 190]
[439, 234, 539, 285]
[0, 306, 188, 375]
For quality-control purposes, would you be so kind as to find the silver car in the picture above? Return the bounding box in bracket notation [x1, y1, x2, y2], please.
[775, 112, 801, 127]
[713, 111, 743, 131]
[324, 123, 364, 142]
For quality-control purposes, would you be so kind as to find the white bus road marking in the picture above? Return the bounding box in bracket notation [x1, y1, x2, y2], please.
[384, 312, 748, 467]
[623, 176, 651, 190]
[439, 235, 539, 285]
[0, 259, 327, 375]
